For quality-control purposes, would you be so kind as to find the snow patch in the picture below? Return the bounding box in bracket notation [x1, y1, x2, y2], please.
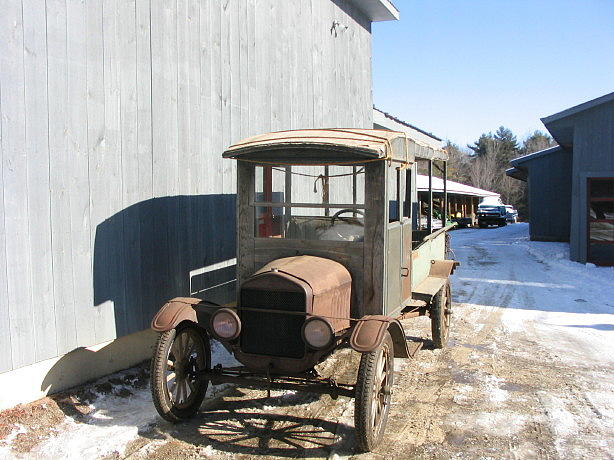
[0, 424, 26, 458]
[29, 386, 157, 460]
[452, 385, 474, 406]
[482, 375, 508, 403]
[539, 393, 578, 437]
[0, 339, 240, 460]
[448, 411, 527, 437]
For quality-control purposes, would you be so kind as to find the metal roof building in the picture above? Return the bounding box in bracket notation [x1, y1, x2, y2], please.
[507, 92, 614, 265]
[374, 108, 500, 228]
[416, 175, 499, 198]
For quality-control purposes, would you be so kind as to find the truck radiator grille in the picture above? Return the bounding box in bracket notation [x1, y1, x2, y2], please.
[240, 289, 306, 359]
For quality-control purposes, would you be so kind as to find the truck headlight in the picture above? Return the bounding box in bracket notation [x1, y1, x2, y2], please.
[210, 308, 241, 341]
[302, 317, 334, 350]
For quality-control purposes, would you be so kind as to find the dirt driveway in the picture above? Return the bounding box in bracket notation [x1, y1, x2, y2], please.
[1, 223, 613, 459]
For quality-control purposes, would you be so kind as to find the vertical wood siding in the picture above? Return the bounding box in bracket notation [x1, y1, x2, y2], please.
[0, 0, 373, 372]
[568, 103, 614, 262]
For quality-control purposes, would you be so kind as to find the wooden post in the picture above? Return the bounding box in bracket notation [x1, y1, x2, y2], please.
[443, 161, 447, 226]
[323, 165, 330, 216]
[284, 166, 292, 236]
[352, 166, 357, 217]
[428, 160, 433, 233]
[263, 166, 273, 236]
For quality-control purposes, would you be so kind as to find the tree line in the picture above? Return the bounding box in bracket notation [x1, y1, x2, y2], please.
[444, 127, 556, 218]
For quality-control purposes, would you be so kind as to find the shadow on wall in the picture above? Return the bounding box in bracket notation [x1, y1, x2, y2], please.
[41, 194, 237, 396]
[93, 194, 237, 339]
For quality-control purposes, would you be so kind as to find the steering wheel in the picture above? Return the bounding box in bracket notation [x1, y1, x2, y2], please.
[331, 209, 365, 227]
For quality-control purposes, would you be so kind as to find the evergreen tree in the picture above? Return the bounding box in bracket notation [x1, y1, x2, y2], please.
[468, 133, 494, 157]
[521, 130, 556, 155]
[494, 126, 519, 151]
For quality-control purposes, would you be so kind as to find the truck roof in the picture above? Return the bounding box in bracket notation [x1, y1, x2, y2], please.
[222, 128, 448, 166]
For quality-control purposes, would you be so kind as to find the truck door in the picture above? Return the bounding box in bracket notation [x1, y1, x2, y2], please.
[386, 165, 403, 315]
[401, 167, 413, 303]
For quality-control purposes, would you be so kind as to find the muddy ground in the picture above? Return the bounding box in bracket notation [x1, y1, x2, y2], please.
[1, 224, 612, 459]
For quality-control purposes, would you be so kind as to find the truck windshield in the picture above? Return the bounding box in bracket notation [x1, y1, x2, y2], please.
[253, 165, 366, 242]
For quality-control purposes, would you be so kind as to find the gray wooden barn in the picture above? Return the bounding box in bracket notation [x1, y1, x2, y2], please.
[507, 92, 614, 265]
[0, 0, 399, 408]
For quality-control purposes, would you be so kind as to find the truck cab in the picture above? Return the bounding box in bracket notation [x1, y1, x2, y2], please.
[477, 204, 507, 227]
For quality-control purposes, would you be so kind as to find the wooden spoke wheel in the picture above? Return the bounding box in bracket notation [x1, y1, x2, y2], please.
[151, 325, 211, 422]
[431, 281, 452, 348]
[354, 330, 394, 452]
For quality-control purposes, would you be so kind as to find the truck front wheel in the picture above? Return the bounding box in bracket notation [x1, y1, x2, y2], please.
[151, 324, 211, 422]
[354, 330, 394, 452]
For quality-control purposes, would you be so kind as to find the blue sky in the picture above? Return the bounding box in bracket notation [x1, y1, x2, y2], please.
[372, 0, 614, 147]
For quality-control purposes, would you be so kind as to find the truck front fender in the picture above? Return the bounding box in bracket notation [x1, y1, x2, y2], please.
[350, 316, 411, 358]
[151, 297, 201, 332]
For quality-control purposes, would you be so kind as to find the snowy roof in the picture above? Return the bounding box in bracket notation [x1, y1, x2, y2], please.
[416, 175, 499, 198]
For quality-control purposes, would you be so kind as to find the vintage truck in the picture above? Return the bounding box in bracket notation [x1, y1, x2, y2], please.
[149, 129, 459, 451]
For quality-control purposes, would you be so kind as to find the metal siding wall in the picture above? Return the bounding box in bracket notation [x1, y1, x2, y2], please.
[0, 0, 373, 372]
[568, 103, 614, 262]
[527, 151, 572, 242]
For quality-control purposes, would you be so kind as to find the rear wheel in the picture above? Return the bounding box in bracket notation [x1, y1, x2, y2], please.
[151, 324, 211, 422]
[431, 281, 451, 348]
[354, 330, 394, 452]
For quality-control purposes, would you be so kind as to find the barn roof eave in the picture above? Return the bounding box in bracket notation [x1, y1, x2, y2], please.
[349, 0, 400, 22]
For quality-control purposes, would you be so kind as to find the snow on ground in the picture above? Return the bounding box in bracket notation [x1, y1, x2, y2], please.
[0, 341, 240, 460]
[1, 223, 612, 459]
[27, 380, 157, 460]
[452, 223, 614, 365]
[450, 223, 614, 458]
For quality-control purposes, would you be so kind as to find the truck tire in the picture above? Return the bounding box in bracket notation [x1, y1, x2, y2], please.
[151, 324, 211, 422]
[431, 281, 451, 348]
[478, 221, 487, 228]
[354, 330, 394, 452]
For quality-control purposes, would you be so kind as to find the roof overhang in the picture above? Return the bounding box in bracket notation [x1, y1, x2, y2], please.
[541, 91, 614, 149]
[509, 146, 562, 167]
[373, 108, 442, 151]
[507, 146, 567, 182]
[349, 0, 399, 22]
[506, 167, 527, 182]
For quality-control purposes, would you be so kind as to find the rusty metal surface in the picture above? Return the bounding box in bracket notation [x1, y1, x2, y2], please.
[387, 320, 412, 358]
[232, 255, 352, 374]
[349, 315, 390, 353]
[349, 316, 411, 358]
[203, 367, 355, 398]
[429, 259, 459, 278]
[253, 256, 352, 332]
[150, 297, 200, 332]
[255, 256, 351, 295]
